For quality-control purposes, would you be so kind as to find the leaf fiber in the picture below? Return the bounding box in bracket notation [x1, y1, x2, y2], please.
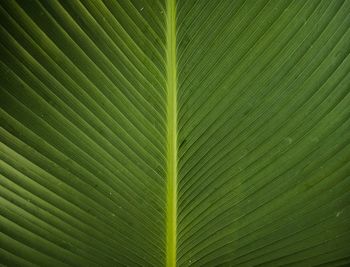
[1, 0, 350, 266]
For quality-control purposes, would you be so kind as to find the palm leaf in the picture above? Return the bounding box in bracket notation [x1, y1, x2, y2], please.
[1, 0, 349, 266]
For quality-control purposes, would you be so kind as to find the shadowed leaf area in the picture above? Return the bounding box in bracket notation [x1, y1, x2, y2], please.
[0, 0, 349, 266]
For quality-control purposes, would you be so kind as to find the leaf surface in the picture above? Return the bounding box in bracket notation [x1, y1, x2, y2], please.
[1, 0, 349, 266]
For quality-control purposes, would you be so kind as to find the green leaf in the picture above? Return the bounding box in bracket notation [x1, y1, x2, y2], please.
[1, 0, 349, 266]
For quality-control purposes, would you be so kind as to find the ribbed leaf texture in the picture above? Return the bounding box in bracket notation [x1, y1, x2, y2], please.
[1, 0, 349, 266]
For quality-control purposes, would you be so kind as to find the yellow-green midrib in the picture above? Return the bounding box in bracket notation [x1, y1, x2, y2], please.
[165, 0, 178, 266]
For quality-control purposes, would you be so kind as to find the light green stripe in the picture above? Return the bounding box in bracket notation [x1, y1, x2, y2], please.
[166, 0, 178, 266]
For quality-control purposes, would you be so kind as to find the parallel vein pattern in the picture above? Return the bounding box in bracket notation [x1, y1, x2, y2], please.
[0, 0, 167, 266]
[1, 0, 350, 266]
[177, 0, 350, 266]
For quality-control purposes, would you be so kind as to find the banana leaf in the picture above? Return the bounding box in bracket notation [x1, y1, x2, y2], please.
[0, 0, 349, 266]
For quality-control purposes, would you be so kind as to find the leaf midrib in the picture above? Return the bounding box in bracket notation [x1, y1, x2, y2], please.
[166, 0, 178, 266]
